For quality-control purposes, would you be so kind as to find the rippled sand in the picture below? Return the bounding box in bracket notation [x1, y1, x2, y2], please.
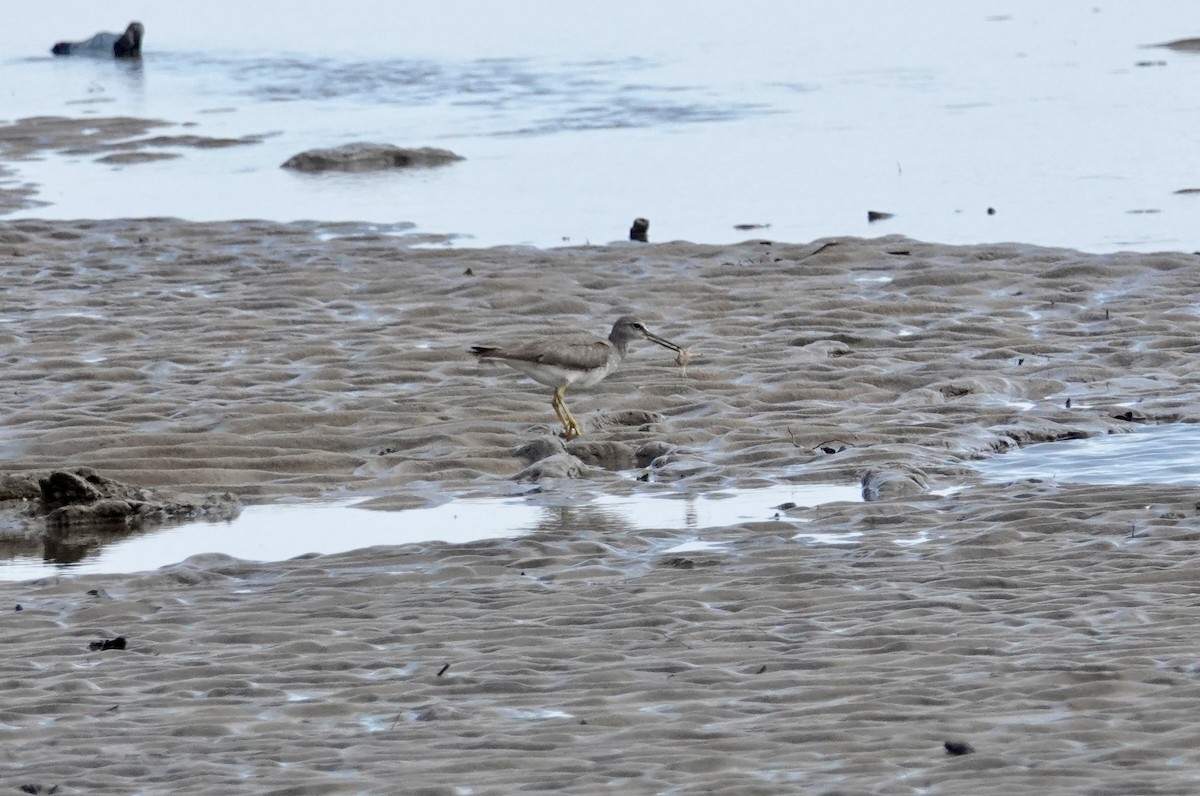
[4, 219, 1200, 793]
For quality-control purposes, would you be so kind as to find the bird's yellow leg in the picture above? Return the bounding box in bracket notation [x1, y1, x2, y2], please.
[552, 386, 583, 439]
[563, 406, 583, 440]
[550, 387, 570, 431]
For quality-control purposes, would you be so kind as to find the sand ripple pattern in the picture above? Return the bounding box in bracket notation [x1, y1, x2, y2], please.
[5, 221, 1200, 791]
[8, 483, 1200, 794]
[1, 220, 1196, 497]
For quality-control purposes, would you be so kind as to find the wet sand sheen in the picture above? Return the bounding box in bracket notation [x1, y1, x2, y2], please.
[4, 218, 1200, 793]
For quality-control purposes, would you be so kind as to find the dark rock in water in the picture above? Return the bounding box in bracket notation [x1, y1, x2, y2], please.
[860, 468, 928, 502]
[88, 636, 127, 652]
[47, 499, 136, 528]
[1153, 38, 1200, 52]
[943, 740, 975, 756]
[96, 151, 181, 166]
[34, 467, 239, 530]
[629, 217, 650, 242]
[52, 22, 143, 58]
[281, 143, 464, 173]
[39, 470, 106, 510]
[867, 210, 894, 223]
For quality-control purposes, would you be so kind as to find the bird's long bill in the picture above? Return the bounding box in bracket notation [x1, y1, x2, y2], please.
[645, 329, 683, 353]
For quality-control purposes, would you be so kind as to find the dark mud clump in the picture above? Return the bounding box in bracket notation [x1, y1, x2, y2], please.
[282, 143, 464, 173]
[34, 467, 239, 529]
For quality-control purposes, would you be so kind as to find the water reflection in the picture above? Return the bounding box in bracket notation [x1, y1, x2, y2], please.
[50, 52, 145, 103]
[157, 51, 761, 134]
[971, 424, 1200, 486]
[0, 482, 861, 581]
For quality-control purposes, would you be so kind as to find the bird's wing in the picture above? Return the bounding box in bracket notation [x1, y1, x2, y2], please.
[497, 339, 612, 370]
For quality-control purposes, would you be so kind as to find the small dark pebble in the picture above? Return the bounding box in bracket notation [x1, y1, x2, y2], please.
[987, 207, 996, 215]
[436, 663, 450, 677]
[867, 210, 894, 223]
[463, 267, 474, 276]
[579, 719, 588, 725]
[944, 740, 975, 756]
[775, 501, 798, 511]
[1065, 398, 1072, 408]
[629, 217, 649, 242]
[88, 636, 127, 652]
[755, 664, 767, 674]
[14, 604, 22, 612]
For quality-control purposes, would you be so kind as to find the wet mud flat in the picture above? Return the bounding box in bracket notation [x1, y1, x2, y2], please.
[4, 218, 1200, 791]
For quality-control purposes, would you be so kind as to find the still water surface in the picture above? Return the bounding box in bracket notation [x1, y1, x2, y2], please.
[972, 423, 1200, 486]
[1, 2, 1198, 250]
[0, 482, 864, 581]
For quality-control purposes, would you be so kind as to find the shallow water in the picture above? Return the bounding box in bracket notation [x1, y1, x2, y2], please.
[0, 482, 863, 581]
[2, 2, 1199, 250]
[972, 423, 1200, 485]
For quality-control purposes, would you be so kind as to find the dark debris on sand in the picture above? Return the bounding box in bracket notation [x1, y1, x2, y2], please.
[0, 467, 240, 531]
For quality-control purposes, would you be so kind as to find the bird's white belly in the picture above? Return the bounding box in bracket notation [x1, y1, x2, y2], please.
[504, 359, 616, 389]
